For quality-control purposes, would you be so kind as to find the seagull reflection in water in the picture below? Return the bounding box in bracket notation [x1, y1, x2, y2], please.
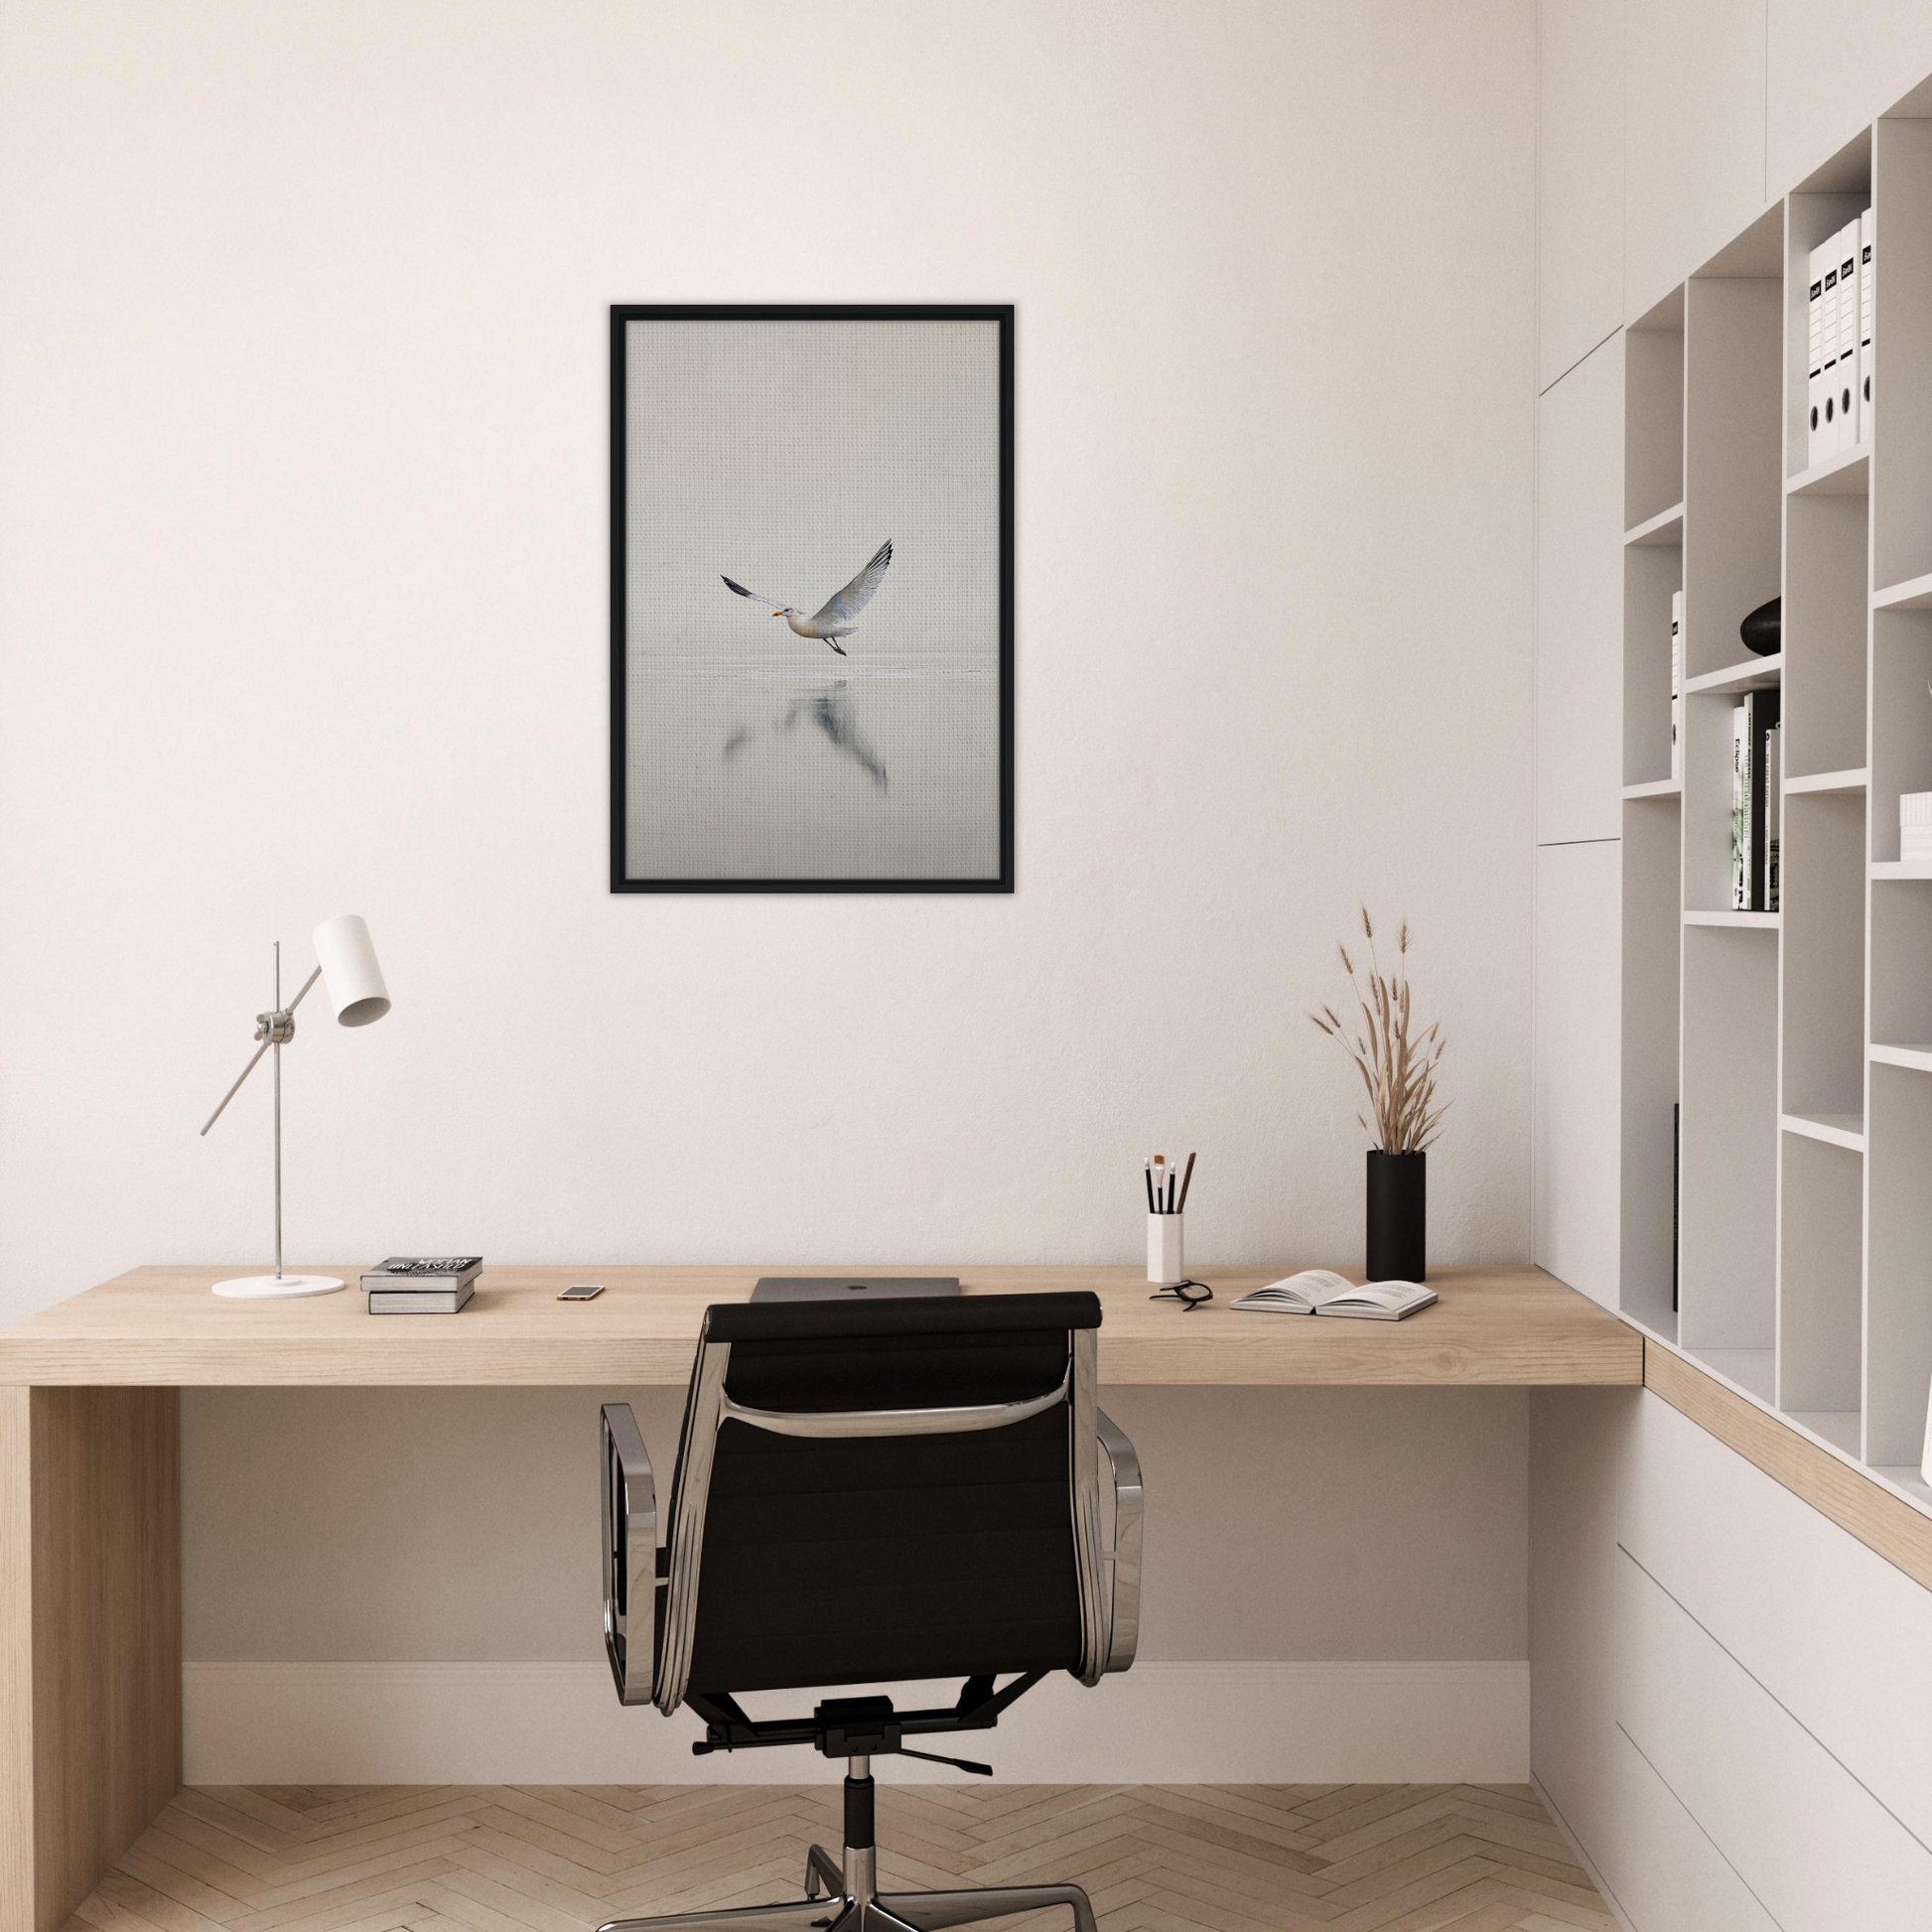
[720, 680, 888, 793]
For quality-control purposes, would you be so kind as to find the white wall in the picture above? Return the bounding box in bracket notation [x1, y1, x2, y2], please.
[182, 1383, 1529, 1663]
[0, 0, 1537, 1311]
[0, 0, 1540, 1768]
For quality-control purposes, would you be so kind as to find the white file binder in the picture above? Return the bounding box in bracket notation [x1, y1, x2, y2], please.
[1860, 207, 1874, 446]
[1808, 239, 1831, 467]
[1835, 220, 1861, 455]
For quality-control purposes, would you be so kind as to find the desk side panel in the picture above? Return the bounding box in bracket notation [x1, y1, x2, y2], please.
[28, 1388, 182, 1932]
[1, 1390, 31, 1932]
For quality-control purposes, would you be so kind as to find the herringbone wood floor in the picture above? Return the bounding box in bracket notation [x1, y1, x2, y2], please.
[65, 1784, 1617, 1932]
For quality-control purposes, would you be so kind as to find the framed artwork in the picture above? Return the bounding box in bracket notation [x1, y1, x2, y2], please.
[610, 304, 1014, 893]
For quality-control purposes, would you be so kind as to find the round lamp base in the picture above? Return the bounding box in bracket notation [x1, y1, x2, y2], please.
[210, 1274, 345, 1300]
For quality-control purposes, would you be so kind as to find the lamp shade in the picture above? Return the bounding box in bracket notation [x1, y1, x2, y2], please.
[312, 914, 390, 1028]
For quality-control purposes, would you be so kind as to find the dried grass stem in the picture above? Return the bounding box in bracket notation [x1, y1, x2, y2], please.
[1309, 906, 1449, 1153]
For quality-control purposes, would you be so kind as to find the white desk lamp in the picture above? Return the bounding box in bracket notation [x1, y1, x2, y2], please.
[200, 913, 391, 1299]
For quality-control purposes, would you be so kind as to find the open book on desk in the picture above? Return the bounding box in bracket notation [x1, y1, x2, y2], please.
[1230, 1270, 1437, 1320]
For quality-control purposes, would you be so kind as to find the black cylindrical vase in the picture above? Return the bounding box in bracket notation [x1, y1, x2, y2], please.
[1366, 1150, 1426, 1282]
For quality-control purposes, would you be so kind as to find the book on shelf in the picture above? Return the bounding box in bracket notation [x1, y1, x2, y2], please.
[1728, 692, 1781, 910]
[360, 1256, 483, 1292]
[1765, 720, 1781, 911]
[1861, 207, 1874, 443]
[1229, 1271, 1437, 1320]
[1748, 691, 1780, 910]
[1670, 590, 1683, 780]
[368, 1282, 475, 1314]
[1730, 703, 1749, 907]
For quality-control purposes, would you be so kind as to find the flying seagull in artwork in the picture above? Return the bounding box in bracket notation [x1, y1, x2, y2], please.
[721, 539, 894, 656]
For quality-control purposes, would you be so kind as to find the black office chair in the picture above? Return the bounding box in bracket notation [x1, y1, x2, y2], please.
[597, 1291, 1143, 1932]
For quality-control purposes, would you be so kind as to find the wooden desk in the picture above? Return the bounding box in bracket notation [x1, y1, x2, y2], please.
[0, 1262, 1634, 1932]
[0, 1261, 1637, 1388]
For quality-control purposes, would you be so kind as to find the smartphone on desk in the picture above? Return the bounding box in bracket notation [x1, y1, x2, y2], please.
[558, 1283, 605, 1301]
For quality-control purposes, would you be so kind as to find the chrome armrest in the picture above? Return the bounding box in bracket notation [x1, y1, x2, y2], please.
[1095, 1407, 1143, 1673]
[601, 1403, 657, 1707]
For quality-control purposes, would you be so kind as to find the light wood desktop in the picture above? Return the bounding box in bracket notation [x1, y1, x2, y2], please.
[0, 1262, 1635, 1932]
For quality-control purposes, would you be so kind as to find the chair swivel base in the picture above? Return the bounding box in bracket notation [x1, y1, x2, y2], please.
[596, 1751, 1098, 1932]
[595, 1842, 1098, 1932]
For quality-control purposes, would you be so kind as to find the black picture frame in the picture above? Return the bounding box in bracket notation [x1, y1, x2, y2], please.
[609, 303, 1015, 894]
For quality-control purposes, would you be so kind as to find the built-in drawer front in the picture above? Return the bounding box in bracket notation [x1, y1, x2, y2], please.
[1621, 1388, 1932, 1848]
[1596, 1724, 1778, 1932]
[1616, 1548, 1932, 1928]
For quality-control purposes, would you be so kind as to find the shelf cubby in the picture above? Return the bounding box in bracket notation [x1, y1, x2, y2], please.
[1619, 792, 1683, 1341]
[1781, 791, 1866, 1119]
[1678, 925, 1779, 1362]
[1869, 873, 1932, 1051]
[1866, 1062, 1932, 1466]
[1683, 677, 1780, 914]
[1784, 494, 1868, 777]
[1622, 537, 1682, 788]
[1777, 1132, 1863, 1426]
[1684, 248, 1782, 684]
[1625, 289, 1684, 533]
[1786, 174, 1870, 483]
[1872, 115, 1932, 594]
[1869, 607, 1932, 861]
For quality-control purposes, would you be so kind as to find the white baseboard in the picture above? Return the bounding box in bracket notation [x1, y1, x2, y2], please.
[183, 1659, 1528, 1786]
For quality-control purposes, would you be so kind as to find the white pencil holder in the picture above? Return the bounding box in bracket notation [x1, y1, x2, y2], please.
[1148, 1213, 1185, 1286]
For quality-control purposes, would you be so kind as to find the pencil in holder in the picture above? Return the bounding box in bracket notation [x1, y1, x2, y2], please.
[1148, 1211, 1185, 1286]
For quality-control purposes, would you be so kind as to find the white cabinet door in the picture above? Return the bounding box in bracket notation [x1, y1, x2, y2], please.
[1617, 1547, 1932, 1930]
[1538, 0, 1624, 390]
[1625, 0, 1769, 318]
[1534, 841, 1622, 1308]
[1537, 336, 1624, 844]
[1768, 0, 1932, 194]
[1599, 1725, 1781, 1932]
[1622, 1390, 1932, 1852]
[1529, 1388, 1637, 1863]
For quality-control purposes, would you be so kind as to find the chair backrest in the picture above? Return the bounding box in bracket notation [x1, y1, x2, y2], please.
[652, 1291, 1107, 1713]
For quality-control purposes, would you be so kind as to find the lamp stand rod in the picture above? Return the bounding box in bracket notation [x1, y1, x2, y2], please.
[199, 953, 322, 1137]
[202, 938, 341, 1303]
[273, 942, 283, 1282]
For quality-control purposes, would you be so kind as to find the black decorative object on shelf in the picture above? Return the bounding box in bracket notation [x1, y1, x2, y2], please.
[1366, 1151, 1427, 1283]
[1740, 595, 1781, 656]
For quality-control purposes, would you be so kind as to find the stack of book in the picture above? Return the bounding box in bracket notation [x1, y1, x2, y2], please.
[1807, 208, 1873, 464]
[361, 1256, 483, 1313]
[1902, 792, 1932, 863]
[1729, 692, 1781, 911]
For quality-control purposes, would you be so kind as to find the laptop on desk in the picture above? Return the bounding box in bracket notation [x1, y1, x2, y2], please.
[751, 1276, 961, 1303]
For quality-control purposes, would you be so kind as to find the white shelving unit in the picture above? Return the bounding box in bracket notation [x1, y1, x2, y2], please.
[1619, 107, 1932, 1515]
